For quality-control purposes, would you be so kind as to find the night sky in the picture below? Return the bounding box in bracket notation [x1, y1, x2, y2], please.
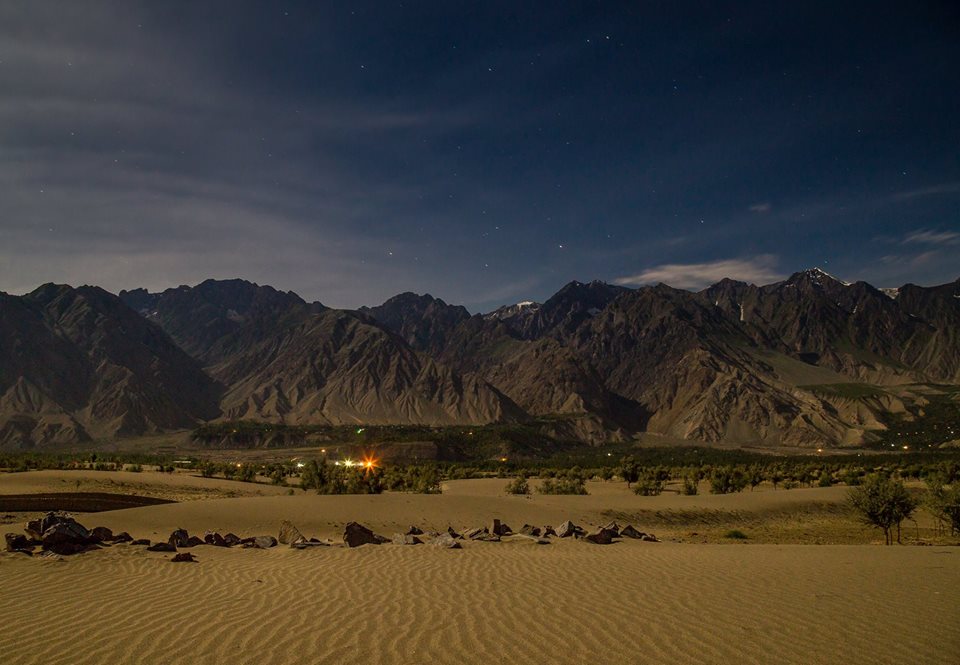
[1, 2, 958, 311]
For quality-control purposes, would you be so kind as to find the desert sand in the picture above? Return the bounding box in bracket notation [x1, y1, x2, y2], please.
[2, 471, 958, 664]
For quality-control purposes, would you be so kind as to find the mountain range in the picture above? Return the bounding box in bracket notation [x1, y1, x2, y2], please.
[1, 269, 958, 450]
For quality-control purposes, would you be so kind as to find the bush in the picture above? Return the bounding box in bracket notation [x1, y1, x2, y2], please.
[848, 474, 917, 544]
[633, 473, 664, 496]
[710, 466, 748, 494]
[724, 529, 748, 540]
[619, 456, 640, 488]
[538, 477, 588, 495]
[817, 470, 833, 487]
[681, 474, 699, 495]
[505, 476, 531, 495]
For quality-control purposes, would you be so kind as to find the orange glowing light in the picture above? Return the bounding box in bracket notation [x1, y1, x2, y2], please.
[360, 454, 380, 475]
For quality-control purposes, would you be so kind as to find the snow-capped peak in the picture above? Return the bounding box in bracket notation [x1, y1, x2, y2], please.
[799, 267, 850, 286]
[880, 287, 900, 300]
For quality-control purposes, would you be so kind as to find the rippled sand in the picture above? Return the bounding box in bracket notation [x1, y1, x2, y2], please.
[1, 472, 958, 664]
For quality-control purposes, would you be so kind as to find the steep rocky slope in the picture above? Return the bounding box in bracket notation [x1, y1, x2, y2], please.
[0, 285, 221, 447]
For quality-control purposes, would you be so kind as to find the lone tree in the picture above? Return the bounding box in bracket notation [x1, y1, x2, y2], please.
[619, 456, 640, 488]
[848, 474, 916, 545]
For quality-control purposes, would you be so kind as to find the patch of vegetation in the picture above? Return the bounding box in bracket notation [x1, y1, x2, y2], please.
[724, 529, 749, 540]
[848, 474, 917, 544]
[800, 383, 888, 399]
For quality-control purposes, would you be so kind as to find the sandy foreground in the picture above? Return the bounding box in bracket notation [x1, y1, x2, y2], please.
[1, 472, 958, 664]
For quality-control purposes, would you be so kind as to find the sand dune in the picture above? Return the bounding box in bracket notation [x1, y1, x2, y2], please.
[1, 472, 958, 664]
[1, 541, 958, 664]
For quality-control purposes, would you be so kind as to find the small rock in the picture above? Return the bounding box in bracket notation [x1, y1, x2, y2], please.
[223, 533, 241, 546]
[641, 534, 659, 542]
[619, 525, 645, 539]
[113, 532, 133, 543]
[89, 526, 114, 543]
[131, 539, 151, 546]
[5, 532, 33, 552]
[204, 532, 228, 547]
[405, 526, 424, 536]
[584, 528, 617, 545]
[171, 552, 197, 563]
[248, 536, 277, 549]
[463, 527, 488, 540]
[446, 526, 462, 539]
[429, 533, 462, 549]
[278, 520, 306, 545]
[147, 542, 176, 552]
[519, 524, 541, 537]
[168, 529, 190, 548]
[601, 522, 621, 537]
[555, 520, 584, 538]
[392, 533, 422, 545]
[541, 526, 557, 537]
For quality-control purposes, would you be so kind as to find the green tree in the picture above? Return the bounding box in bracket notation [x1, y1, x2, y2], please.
[848, 474, 917, 545]
[619, 456, 640, 488]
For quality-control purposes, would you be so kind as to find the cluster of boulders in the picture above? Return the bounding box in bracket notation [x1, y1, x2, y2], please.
[5, 513, 659, 561]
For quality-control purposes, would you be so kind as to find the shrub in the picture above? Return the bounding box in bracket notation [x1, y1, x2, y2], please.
[619, 456, 640, 488]
[681, 474, 699, 495]
[848, 474, 917, 544]
[538, 477, 588, 495]
[633, 473, 664, 496]
[505, 476, 531, 495]
[709, 466, 748, 494]
[817, 470, 833, 487]
[724, 529, 748, 540]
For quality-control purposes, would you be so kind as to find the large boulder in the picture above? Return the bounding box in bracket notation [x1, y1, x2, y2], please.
[601, 522, 621, 537]
[223, 533, 242, 546]
[490, 519, 512, 537]
[343, 522, 388, 548]
[41, 519, 91, 554]
[113, 532, 133, 543]
[278, 521, 306, 545]
[185, 536, 205, 548]
[26, 513, 74, 541]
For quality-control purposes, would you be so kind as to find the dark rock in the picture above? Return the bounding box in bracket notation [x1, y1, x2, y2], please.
[113, 531, 133, 543]
[556, 520, 584, 538]
[42, 520, 90, 552]
[26, 513, 70, 540]
[89, 526, 114, 543]
[291, 539, 330, 549]
[429, 533, 462, 549]
[5, 532, 33, 552]
[131, 539, 151, 546]
[641, 534, 659, 542]
[519, 524, 541, 537]
[168, 528, 190, 548]
[446, 526, 461, 539]
[278, 520, 306, 545]
[619, 525, 645, 539]
[223, 533, 241, 546]
[147, 542, 176, 552]
[343, 522, 388, 547]
[584, 528, 617, 545]
[204, 532, 228, 547]
[392, 533, 422, 545]
[171, 552, 197, 563]
[242, 535, 278, 549]
[185, 536, 205, 547]
[405, 526, 424, 536]
[601, 522, 621, 537]
[541, 526, 557, 538]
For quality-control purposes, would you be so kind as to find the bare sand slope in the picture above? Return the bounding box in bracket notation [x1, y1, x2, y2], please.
[1, 541, 957, 665]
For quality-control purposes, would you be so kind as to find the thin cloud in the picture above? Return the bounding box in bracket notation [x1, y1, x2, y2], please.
[615, 255, 782, 289]
[902, 229, 960, 245]
[891, 182, 960, 201]
[748, 202, 772, 213]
